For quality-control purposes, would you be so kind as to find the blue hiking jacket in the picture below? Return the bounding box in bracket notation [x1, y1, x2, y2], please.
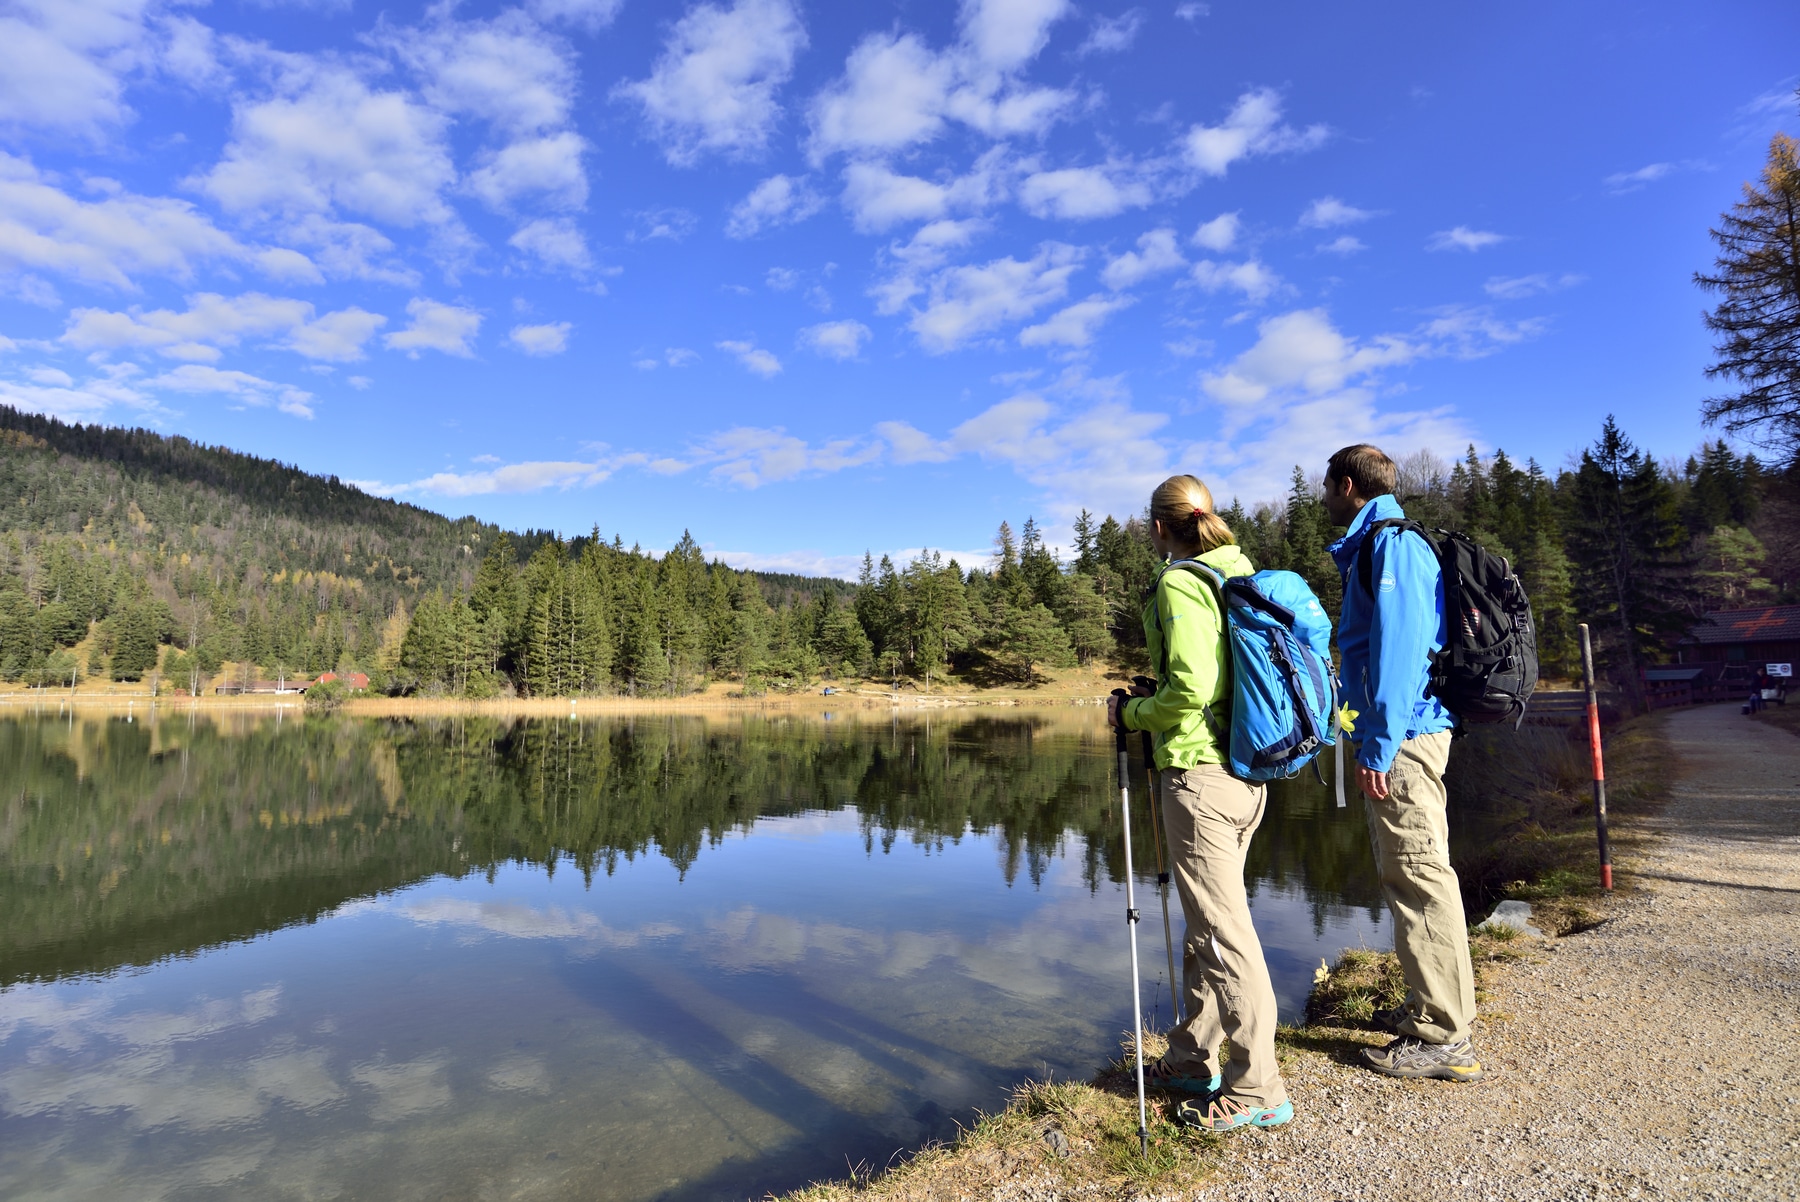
[1328, 495, 1453, 773]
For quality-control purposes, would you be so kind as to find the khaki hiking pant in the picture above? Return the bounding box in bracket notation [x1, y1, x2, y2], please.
[1360, 730, 1477, 1044]
[1159, 764, 1287, 1108]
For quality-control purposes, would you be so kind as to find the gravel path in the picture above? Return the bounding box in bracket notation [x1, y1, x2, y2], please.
[1183, 703, 1800, 1202]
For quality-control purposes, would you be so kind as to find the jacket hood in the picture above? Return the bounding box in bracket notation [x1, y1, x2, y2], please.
[1328, 493, 1406, 569]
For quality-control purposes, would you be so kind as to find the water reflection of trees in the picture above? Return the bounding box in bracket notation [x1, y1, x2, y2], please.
[0, 710, 1389, 985]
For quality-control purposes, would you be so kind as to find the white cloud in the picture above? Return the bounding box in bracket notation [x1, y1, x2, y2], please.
[1317, 235, 1365, 255]
[1602, 159, 1710, 195]
[1019, 293, 1134, 348]
[508, 217, 592, 273]
[1187, 309, 1483, 501]
[806, 1, 1074, 160]
[717, 338, 782, 376]
[1182, 88, 1326, 176]
[808, 33, 955, 158]
[394, 459, 620, 496]
[387, 9, 576, 137]
[1201, 308, 1416, 407]
[629, 207, 697, 242]
[509, 321, 571, 355]
[466, 131, 589, 211]
[0, 368, 155, 423]
[1018, 162, 1154, 220]
[0, 0, 159, 140]
[909, 242, 1082, 353]
[200, 66, 459, 231]
[1299, 196, 1376, 228]
[143, 363, 318, 418]
[1173, 3, 1208, 19]
[1100, 227, 1185, 289]
[868, 218, 988, 313]
[725, 173, 823, 237]
[0, 152, 306, 291]
[385, 299, 482, 357]
[1427, 226, 1506, 252]
[1190, 211, 1239, 251]
[1483, 272, 1583, 300]
[797, 319, 870, 361]
[1190, 258, 1279, 303]
[62, 293, 386, 362]
[1418, 304, 1547, 356]
[614, 0, 807, 166]
[665, 346, 699, 366]
[528, 0, 625, 31]
[680, 424, 882, 487]
[840, 151, 1010, 233]
[1077, 10, 1143, 55]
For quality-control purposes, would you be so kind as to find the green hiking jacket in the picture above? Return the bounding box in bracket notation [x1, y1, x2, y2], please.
[1121, 542, 1257, 770]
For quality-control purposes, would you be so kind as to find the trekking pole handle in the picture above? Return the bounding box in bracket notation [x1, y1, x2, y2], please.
[1111, 688, 1130, 754]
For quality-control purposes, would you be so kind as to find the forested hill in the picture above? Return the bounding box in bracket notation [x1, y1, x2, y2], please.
[0, 406, 850, 692]
[0, 404, 499, 607]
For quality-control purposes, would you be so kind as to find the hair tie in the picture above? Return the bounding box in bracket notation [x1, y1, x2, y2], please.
[1192, 507, 1203, 518]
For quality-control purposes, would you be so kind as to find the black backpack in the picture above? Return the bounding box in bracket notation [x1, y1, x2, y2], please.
[1355, 520, 1538, 726]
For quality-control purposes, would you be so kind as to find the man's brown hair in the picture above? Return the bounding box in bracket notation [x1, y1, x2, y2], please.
[1325, 444, 1398, 498]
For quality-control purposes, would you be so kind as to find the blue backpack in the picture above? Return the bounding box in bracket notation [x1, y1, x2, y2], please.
[1155, 562, 1339, 783]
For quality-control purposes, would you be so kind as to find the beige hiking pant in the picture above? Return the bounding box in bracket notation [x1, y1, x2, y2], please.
[1158, 764, 1287, 1108]
[1360, 730, 1476, 1044]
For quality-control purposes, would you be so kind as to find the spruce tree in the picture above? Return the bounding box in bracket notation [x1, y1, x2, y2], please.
[1565, 417, 1692, 703]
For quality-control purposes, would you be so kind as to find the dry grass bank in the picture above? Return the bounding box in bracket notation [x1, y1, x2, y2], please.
[0, 663, 1131, 719]
[1750, 700, 1800, 738]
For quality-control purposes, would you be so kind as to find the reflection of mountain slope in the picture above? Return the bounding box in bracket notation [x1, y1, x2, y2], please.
[0, 712, 1127, 986]
[0, 716, 466, 986]
[0, 709, 1399, 988]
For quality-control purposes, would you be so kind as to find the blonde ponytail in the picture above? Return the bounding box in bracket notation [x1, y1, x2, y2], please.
[1149, 475, 1235, 553]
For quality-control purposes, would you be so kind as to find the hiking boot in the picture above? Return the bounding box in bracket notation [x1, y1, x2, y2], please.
[1360, 1035, 1484, 1082]
[1143, 1060, 1222, 1095]
[1176, 1093, 1294, 1132]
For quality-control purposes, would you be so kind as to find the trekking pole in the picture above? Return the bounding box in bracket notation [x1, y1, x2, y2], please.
[1139, 726, 1181, 1023]
[1111, 691, 1151, 1158]
[1578, 624, 1614, 891]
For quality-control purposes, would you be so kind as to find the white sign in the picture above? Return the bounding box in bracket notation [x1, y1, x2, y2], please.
[1767, 663, 1792, 677]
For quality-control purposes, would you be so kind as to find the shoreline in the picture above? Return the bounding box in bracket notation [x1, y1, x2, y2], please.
[774, 705, 1731, 1201]
[0, 688, 1106, 718]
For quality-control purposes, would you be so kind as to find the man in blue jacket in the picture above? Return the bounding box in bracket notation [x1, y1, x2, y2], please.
[1324, 444, 1482, 1082]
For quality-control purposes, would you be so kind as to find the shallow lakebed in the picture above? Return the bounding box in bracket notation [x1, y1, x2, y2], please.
[1, 707, 1393, 1201]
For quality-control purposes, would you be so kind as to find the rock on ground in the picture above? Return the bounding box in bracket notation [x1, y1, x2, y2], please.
[1185, 702, 1800, 1202]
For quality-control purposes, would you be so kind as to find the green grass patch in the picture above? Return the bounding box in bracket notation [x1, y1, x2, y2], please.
[1751, 703, 1800, 739]
[774, 1028, 1223, 1202]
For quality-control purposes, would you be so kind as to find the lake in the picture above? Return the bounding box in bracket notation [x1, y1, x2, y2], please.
[0, 707, 1393, 1201]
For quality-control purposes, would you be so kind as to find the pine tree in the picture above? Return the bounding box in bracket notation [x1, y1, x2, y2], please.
[1696, 120, 1800, 462]
[1072, 509, 1098, 575]
[1566, 417, 1692, 704]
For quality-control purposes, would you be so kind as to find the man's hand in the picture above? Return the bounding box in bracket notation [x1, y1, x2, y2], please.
[1106, 693, 1126, 729]
[1357, 765, 1390, 801]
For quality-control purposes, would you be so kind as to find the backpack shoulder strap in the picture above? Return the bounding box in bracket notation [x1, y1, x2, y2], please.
[1150, 560, 1224, 681]
[1354, 518, 1432, 597]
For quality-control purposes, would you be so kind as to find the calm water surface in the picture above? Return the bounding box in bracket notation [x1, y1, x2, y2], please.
[0, 708, 1394, 1201]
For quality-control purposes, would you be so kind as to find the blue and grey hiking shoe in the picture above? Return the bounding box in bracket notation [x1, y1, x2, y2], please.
[1360, 1035, 1484, 1082]
[1143, 1060, 1222, 1095]
[1176, 1093, 1294, 1132]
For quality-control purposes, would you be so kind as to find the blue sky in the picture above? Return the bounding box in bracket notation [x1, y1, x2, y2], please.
[0, 0, 1794, 576]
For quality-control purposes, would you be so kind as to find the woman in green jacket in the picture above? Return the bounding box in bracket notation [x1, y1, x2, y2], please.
[1105, 474, 1292, 1131]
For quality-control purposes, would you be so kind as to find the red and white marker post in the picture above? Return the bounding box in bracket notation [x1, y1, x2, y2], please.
[1578, 623, 1614, 891]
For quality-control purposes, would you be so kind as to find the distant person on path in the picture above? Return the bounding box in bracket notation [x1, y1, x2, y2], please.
[1107, 474, 1293, 1131]
[1323, 444, 1484, 1083]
